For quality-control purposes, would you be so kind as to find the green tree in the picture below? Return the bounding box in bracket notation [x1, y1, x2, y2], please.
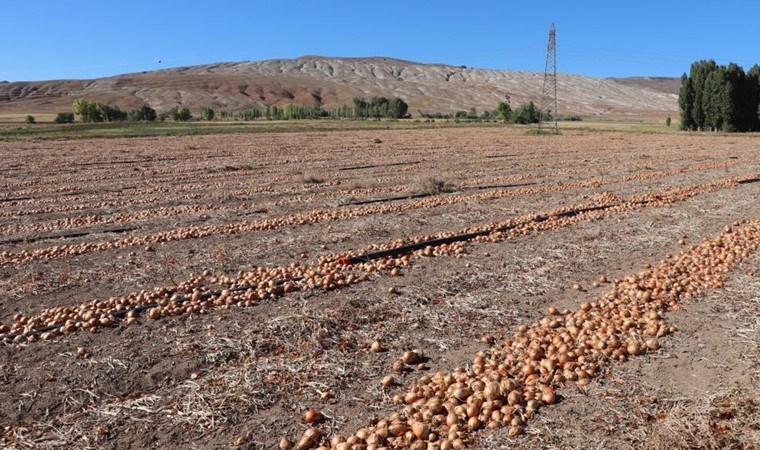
[200, 106, 215, 121]
[678, 74, 696, 130]
[282, 103, 294, 120]
[97, 104, 127, 122]
[128, 103, 157, 121]
[353, 98, 368, 118]
[665, 117, 671, 127]
[54, 112, 75, 124]
[170, 106, 192, 121]
[724, 63, 751, 132]
[24, 115, 35, 124]
[512, 102, 540, 124]
[701, 69, 725, 131]
[369, 97, 389, 118]
[71, 99, 126, 122]
[387, 97, 409, 118]
[349, 96, 407, 119]
[237, 108, 262, 120]
[73, 98, 103, 122]
[497, 101, 512, 122]
[679, 60, 760, 132]
[746, 65, 760, 131]
[690, 60, 718, 130]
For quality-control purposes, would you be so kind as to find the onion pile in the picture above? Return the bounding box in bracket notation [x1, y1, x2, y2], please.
[278, 219, 760, 449]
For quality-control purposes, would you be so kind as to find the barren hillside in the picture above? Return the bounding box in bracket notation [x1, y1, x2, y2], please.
[0, 56, 678, 118]
[606, 76, 681, 95]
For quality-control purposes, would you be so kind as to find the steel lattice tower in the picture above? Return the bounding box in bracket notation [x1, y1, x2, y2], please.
[538, 23, 558, 134]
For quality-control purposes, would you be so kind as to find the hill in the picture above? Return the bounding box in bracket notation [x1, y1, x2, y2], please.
[0, 56, 679, 119]
[606, 76, 681, 95]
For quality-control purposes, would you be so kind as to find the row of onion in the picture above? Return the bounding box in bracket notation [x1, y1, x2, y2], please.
[1, 164, 749, 267]
[278, 220, 759, 449]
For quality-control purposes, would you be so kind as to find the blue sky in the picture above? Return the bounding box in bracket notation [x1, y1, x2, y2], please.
[2, 1, 759, 81]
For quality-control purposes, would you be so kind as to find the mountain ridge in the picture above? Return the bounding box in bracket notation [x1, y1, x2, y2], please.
[0, 56, 679, 118]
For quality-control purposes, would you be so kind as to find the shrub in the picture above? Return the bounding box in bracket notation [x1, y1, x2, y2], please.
[200, 106, 215, 121]
[512, 102, 540, 124]
[24, 115, 35, 124]
[497, 101, 512, 123]
[302, 173, 324, 184]
[666, 117, 672, 127]
[128, 103, 157, 121]
[558, 114, 583, 121]
[170, 106, 192, 121]
[417, 176, 455, 195]
[97, 104, 127, 122]
[54, 112, 75, 124]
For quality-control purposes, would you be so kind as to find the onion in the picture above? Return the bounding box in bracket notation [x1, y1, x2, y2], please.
[541, 388, 556, 405]
[402, 350, 423, 364]
[380, 374, 396, 388]
[303, 409, 323, 424]
[295, 428, 321, 450]
[483, 381, 501, 401]
[411, 421, 429, 439]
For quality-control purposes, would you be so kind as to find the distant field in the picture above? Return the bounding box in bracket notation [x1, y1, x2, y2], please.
[0, 117, 681, 141]
[1, 126, 758, 449]
[0, 119, 495, 141]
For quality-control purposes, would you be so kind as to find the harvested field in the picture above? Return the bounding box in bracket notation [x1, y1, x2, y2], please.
[0, 126, 758, 449]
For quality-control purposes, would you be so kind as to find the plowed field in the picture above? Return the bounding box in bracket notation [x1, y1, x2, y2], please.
[1, 127, 758, 449]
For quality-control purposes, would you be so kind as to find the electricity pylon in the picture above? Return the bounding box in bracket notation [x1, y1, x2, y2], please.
[538, 23, 558, 134]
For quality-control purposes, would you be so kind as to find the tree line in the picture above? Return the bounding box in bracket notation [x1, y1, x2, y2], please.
[417, 101, 563, 125]
[350, 97, 409, 119]
[219, 104, 330, 121]
[418, 107, 498, 120]
[679, 60, 760, 132]
[52, 96, 568, 125]
[70, 99, 159, 123]
[496, 101, 557, 124]
[221, 97, 410, 121]
[59, 96, 410, 124]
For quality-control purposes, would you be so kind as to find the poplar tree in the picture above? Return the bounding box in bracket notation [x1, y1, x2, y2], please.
[679, 60, 760, 132]
[747, 65, 760, 130]
[678, 74, 695, 130]
[689, 60, 718, 130]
